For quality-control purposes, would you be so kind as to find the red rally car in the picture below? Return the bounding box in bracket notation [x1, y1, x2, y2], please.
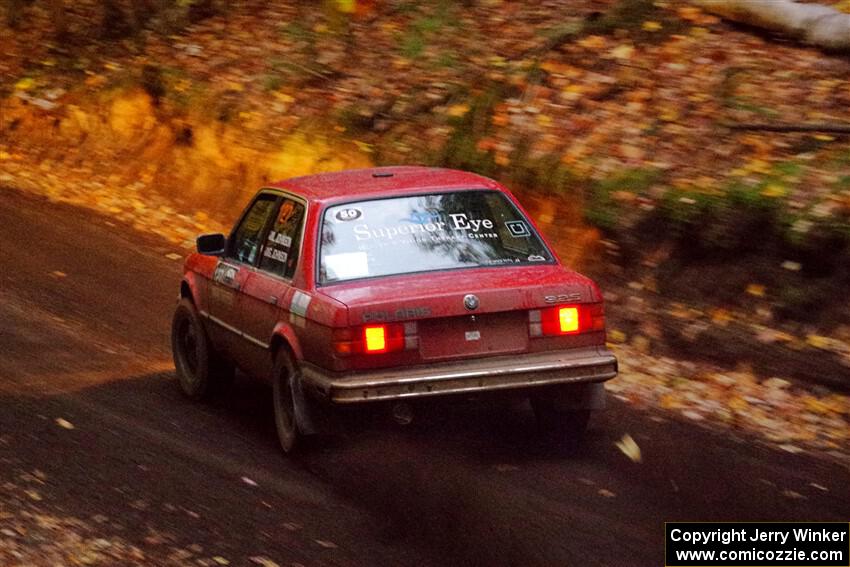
[171, 166, 617, 452]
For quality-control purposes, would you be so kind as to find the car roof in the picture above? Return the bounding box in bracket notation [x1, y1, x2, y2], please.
[267, 166, 503, 205]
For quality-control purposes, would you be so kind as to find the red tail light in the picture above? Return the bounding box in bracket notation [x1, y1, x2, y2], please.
[529, 303, 605, 337]
[333, 322, 415, 356]
[364, 325, 388, 352]
[558, 307, 579, 334]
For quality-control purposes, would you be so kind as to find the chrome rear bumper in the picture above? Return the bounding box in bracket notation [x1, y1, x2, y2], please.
[300, 346, 617, 404]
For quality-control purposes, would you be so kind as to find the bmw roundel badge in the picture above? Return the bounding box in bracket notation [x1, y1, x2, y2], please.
[463, 294, 480, 311]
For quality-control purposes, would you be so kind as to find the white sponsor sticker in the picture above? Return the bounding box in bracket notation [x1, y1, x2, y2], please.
[324, 252, 369, 280]
[269, 231, 292, 248]
[263, 247, 288, 263]
[465, 330, 481, 341]
[213, 262, 237, 285]
[290, 291, 312, 317]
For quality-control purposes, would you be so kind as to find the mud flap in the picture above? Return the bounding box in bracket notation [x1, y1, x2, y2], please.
[291, 373, 333, 435]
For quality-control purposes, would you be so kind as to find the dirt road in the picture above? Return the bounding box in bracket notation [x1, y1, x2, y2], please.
[1, 187, 846, 566]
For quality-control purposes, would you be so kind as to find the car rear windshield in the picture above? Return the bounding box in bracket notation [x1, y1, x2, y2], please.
[318, 190, 555, 284]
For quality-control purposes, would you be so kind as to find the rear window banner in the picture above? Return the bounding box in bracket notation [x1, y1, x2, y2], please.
[352, 212, 497, 242]
[320, 190, 553, 284]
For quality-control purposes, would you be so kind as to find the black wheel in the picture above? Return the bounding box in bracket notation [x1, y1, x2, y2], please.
[531, 395, 591, 450]
[171, 298, 233, 399]
[272, 348, 302, 454]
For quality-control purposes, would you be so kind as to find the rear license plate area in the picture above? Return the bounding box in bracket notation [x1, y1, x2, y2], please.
[419, 312, 528, 360]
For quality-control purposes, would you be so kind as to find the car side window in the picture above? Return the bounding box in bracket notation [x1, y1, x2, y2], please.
[259, 197, 306, 280]
[229, 195, 278, 265]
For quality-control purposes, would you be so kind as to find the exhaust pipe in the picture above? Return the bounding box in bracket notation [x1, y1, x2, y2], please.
[391, 402, 414, 425]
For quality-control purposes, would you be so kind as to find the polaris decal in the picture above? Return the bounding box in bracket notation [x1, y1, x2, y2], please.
[544, 292, 582, 304]
[363, 307, 431, 322]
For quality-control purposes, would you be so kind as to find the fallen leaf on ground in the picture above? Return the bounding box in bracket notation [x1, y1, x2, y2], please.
[249, 557, 280, 567]
[615, 433, 642, 463]
[805, 335, 832, 350]
[608, 329, 627, 343]
[746, 284, 765, 297]
[55, 418, 75, 429]
[315, 539, 338, 549]
[609, 44, 635, 60]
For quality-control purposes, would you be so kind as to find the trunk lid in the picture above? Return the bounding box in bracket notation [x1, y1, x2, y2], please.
[318, 265, 597, 361]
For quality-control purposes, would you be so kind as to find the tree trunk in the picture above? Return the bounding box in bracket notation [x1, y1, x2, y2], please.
[49, 0, 68, 42]
[693, 0, 850, 51]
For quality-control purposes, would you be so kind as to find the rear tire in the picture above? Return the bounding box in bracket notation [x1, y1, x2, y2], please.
[531, 395, 591, 450]
[272, 348, 302, 454]
[171, 298, 234, 400]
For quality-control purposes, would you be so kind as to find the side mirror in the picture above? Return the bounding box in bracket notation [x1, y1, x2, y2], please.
[196, 233, 226, 256]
